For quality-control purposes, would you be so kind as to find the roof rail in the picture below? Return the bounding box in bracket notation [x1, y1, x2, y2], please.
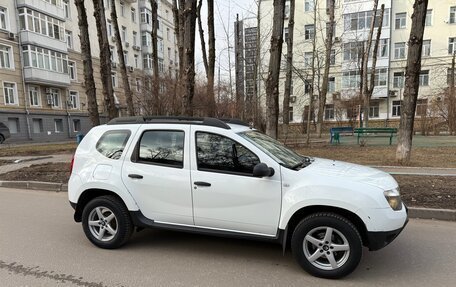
[106, 116, 232, 129]
[219, 118, 250, 127]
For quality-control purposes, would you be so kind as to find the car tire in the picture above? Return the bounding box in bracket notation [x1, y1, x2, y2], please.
[291, 212, 362, 279]
[82, 195, 133, 249]
[0, 134, 4, 144]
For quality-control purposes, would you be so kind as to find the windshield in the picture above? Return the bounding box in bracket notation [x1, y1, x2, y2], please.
[238, 130, 307, 169]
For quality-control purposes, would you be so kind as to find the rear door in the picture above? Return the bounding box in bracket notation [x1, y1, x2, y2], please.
[122, 124, 193, 225]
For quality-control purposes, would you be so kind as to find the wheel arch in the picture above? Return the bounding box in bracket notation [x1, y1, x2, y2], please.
[73, 189, 128, 222]
[283, 205, 368, 249]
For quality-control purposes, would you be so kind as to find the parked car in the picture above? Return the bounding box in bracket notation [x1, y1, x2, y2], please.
[0, 122, 11, 144]
[68, 116, 408, 279]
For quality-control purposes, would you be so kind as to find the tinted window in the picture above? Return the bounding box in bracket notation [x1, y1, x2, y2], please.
[138, 130, 184, 168]
[96, 130, 131, 160]
[196, 132, 260, 175]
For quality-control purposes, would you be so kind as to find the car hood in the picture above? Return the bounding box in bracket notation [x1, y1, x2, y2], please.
[302, 158, 398, 190]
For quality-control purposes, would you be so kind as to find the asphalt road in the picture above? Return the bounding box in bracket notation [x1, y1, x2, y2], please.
[1, 188, 455, 287]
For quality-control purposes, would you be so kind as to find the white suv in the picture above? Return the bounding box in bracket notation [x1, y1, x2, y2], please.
[68, 116, 408, 279]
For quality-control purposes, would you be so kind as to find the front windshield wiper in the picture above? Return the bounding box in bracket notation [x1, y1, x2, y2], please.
[290, 156, 313, 170]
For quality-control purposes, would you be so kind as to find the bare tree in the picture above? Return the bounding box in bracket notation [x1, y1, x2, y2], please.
[282, 0, 295, 136]
[316, 0, 335, 137]
[110, 0, 135, 116]
[182, 0, 198, 116]
[306, 0, 318, 145]
[151, 0, 160, 115]
[265, 0, 286, 139]
[197, 0, 216, 116]
[396, 0, 429, 165]
[93, 0, 117, 120]
[74, 0, 100, 126]
[449, 53, 456, 134]
[172, 0, 185, 80]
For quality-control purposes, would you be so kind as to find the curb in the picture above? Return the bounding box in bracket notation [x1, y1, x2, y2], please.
[0, 181, 454, 221]
[0, 181, 68, 192]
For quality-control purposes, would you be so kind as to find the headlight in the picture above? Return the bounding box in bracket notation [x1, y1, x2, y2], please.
[384, 188, 402, 211]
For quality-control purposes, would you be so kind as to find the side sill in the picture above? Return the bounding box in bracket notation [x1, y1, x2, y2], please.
[130, 210, 284, 244]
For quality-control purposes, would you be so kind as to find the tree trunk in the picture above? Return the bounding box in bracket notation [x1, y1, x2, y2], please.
[235, 14, 245, 120]
[265, 0, 286, 139]
[111, 0, 135, 116]
[367, 5, 385, 108]
[449, 53, 456, 135]
[252, 1, 261, 127]
[93, 0, 117, 120]
[172, 0, 185, 80]
[316, 0, 335, 137]
[151, 0, 160, 115]
[361, 0, 379, 127]
[306, 1, 318, 145]
[182, 0, 197, 116]
[74, 0, 100, 126]
[282, 0, 295, 136]
[396, 0, 429, 165]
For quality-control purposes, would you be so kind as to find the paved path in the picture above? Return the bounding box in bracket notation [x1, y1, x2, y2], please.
[0, 154, 72, 174]
[0, 187, 455, 287]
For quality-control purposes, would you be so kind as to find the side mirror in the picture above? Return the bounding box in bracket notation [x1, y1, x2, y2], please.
[253, 163, 275, 177]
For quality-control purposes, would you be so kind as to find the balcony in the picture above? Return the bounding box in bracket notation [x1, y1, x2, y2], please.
[24, 67, 70, 87]
[20, 31, 67, 53]
[16, 0, 65, 20]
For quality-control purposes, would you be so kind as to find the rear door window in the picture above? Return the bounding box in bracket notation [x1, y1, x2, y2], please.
[96, 130, 131, 160]
[135, 130, 185, 168]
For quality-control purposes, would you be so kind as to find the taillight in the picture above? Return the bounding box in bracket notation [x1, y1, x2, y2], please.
[70, 154, 75, 174]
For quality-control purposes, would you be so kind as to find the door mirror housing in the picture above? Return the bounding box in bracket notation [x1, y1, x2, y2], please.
[253, 163, 275, 177]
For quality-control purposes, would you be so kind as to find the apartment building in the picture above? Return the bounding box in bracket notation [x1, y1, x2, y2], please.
[251, 0, 456, 127]
[0, 0, 178, 142]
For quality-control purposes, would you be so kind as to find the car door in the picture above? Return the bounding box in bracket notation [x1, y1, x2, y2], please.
[122, 124, 193, 225]
[190, 126, 282, 236]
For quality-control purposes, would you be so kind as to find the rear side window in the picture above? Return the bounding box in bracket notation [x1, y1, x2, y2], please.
[137, 130, 184, 168]
[196, 132, 260, 175]
[96, 130, 131, 160]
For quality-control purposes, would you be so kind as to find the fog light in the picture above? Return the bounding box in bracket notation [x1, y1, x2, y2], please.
[384, 189, 403, 211]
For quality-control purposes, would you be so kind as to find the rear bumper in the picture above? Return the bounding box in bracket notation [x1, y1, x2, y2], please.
[367, 205, 408, 251]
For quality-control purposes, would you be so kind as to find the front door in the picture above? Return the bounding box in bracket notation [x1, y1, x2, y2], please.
[190, 128, 282, 236]
[122, 125, 193, 225]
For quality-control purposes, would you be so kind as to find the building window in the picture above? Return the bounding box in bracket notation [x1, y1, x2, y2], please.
[392, 100, 402, 117]
[304, 0, 314, 12]
[32, 118, 43, 133]
[54, 119, 64, 133]
[305, 25, 314, 40]
[449, 38, 456, 55]
[3, 82, 17, 105]
[158, 58, 164, 73]
[18, 8, 65, 41]
[63, 0, 70, 19]
[131, 8, 136, 22]
[393, 72, 404, 88]
[120, 2, 125, 17]
[330, 49, 336, 65]
[425, 9, 432, 26]
[419, 70, 429, 86]
[324, 104, 334, 120]
[394, 42, 406, 59]
[140, 8, 151, 24]
[141, 31, 151, 46]
[143, 53, 152, 69]
[0, 44, 13, 69]
[304, 52, 313, 68]
[0, 6, 9, 30]
[7, 118, 19, 134]
[378, 39, 389, 58]
[328, 77, 335, 92]
[450, 6, 456, 24]
[107, 20, 112, 36]
[342, 71, 361, 89]
[22, 45, 68, 73]
[395, 12, 406, 29]
[416, 99, 428, 116]
[344, 10, 390, 31]
[121, 26, 126, 42]
[343, 41, 363, 61]
[123, 51, 128, 65]
[65, 30, 73, 49]
[421, 40, 431, 57]
[68, 61, 76, 81]
[166, 27, 171, 41]
[374, 68, 387, 87]
[29, 86, 40, 106]
[369, 101, 379, 118]
[136, 78, 141, 92]
[109, 45, 115, 62]
[73, 119, 81, 132]
[284, 1, 290, 18]
[133, 31, 137, 46]
[289, 106, 294, 122]
[326, 22, 335, 39]
[48, 88, 60, 107]
[68, 90, 79, 109]
[134, 54, 139, 68]
[111, 72, 117, 87]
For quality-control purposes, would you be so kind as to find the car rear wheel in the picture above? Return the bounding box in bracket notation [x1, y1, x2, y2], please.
[0, 135, 4, 144]
[82, 195, 133, 249]
[291, 212, 362, 279]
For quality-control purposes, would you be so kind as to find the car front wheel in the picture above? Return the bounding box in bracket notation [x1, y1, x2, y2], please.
[291, 212, 362, 279]
[82, 195, 133, 249]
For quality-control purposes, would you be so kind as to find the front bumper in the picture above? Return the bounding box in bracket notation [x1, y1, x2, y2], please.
[367, 205, 409, 251]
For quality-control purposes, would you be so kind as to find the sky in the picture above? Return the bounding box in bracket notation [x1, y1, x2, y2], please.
[194, 0, 258, 81]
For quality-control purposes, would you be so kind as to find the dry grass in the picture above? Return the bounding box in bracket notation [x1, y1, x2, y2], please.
[0, 143, 77, 157]
[295, 145, 456, 168]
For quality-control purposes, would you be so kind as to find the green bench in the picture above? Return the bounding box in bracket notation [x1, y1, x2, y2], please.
[354, 128, 397, 145]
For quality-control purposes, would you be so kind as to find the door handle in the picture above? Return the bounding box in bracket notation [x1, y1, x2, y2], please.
[128, 174, 143, 179]
[194, 181, 211, 187]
